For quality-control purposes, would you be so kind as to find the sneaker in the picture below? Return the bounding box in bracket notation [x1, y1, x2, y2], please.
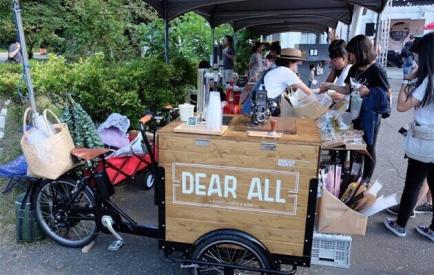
[384, 218, 407, 237]
[414, 202, 433, 214]
[415, 225, 434, 242]
[386, 205, 416, 218]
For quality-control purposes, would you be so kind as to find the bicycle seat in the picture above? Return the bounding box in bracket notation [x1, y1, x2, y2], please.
[71, 148, 110, 161]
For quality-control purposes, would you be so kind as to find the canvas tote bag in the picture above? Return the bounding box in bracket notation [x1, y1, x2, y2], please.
[21, 108, 75, 179]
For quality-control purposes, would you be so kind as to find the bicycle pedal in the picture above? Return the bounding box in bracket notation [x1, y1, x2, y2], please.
[108, 239, 124, 251]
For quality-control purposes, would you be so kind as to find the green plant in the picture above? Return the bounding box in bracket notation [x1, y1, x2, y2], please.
[139, 12, 233, 64]
[0, 63, 24, 103]
[235, 29, 260, 75]
[0, 53, 195, 124]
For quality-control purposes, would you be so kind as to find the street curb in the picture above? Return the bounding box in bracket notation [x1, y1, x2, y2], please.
[0, 99, 10, 139]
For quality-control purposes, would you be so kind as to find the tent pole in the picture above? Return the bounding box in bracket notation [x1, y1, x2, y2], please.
[374, 11, 381, 46]
[211, 27, 215, 66]
[13, 0, 37, 113]
[163, 0, 169, 63]
[233, 31, 237, 51]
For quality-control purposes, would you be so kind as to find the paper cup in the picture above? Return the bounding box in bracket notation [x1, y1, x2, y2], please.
[179, 103, 195, 122]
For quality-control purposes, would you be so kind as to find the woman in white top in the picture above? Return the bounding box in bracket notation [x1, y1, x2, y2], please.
[321, 40, 352, 100]
[384, 32, 434, 242]
[263, 48, 313, 100]
[248, 42, 264, 81]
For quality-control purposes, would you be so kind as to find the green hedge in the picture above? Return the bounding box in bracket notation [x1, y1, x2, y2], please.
[0, 54, 195, 123]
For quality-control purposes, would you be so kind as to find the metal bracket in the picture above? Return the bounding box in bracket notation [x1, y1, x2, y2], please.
[195, 139, 210, 147]
[261, 142, 277, 151]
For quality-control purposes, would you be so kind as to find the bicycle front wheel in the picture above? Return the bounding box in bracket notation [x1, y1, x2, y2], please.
[34, 178, 98, 248]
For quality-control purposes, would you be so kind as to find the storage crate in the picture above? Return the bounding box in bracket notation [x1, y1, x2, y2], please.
[311, 232, 352, 268]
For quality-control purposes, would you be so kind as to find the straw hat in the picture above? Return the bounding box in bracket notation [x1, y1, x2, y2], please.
[278, 48, 305, 61]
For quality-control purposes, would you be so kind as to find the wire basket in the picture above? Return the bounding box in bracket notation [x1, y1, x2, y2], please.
[311, 232, 352, 268]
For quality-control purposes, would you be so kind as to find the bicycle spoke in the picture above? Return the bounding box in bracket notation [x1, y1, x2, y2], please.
[36, 179, 96, 245]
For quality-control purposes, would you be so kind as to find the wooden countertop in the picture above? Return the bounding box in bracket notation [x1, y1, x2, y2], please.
[158, 115, 322, 146]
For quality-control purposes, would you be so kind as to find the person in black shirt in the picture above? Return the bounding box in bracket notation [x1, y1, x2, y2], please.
[321, 35, 391, 184]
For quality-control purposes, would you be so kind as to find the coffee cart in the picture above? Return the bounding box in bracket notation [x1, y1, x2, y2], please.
[157, 115, 321, 273]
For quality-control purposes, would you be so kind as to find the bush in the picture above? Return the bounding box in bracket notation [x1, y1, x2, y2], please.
[0, 54, 195, 123]
[0, 64, 23, 103]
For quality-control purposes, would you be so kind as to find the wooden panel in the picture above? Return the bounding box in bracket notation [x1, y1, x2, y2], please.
[159, 135, 319, 174]
[159, 118, 320, 257]
[174, 123, 228, 136]
[166, 218, 305, 255]
[158, 115, 321, 146]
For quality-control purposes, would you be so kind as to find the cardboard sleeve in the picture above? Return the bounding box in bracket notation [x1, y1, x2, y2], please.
[317, 189, 368, 236]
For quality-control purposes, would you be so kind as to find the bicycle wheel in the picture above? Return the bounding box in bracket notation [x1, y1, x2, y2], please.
[191, 233, 271, 275]
[34, 178, 97, 248]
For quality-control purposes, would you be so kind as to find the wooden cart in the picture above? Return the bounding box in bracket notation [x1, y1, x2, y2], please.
[31, 114, 321, 274]
[158, 115, 321, 273]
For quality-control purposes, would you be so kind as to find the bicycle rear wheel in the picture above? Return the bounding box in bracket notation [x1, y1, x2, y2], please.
[34, 178, 97, 248]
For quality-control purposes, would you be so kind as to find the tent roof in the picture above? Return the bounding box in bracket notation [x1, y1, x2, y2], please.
[248, 23, 331, 36]
[145, 1, 388, 28]
[231, 15, 339, 32]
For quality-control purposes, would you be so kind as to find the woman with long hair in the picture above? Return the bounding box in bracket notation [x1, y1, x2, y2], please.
[384, 32, 434, 242]
[321, 35, 391, 184]
[248, 41, 264, 81]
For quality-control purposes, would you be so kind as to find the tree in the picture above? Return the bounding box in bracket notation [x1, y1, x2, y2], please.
[63, 0, 156, 61]
[0, 0, 66, 58]
[139, 12, 233, 64]
[0, 0, 156, 60]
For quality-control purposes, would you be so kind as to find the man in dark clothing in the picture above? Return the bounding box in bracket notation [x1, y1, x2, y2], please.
[222, 35, 235, 84]
[7, 42, 23, 64]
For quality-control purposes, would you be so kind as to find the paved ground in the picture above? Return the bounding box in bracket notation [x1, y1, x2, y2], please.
[0, 68, 432, 275]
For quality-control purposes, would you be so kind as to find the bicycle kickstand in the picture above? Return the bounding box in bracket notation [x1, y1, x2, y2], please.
[101, 215, 124, 251]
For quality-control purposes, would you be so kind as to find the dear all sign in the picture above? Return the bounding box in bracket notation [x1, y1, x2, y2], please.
[171, 163, 300, 216]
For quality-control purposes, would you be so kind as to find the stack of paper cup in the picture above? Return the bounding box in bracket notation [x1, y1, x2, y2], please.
[206, 92, 222, 131]
[179, 103, 195, 122]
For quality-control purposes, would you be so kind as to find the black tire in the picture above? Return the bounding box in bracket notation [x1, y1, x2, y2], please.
[33, 178, 98, 248]
[191, 233, 271, 275]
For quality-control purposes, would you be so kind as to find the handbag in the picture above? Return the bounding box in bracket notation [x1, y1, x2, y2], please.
[403, 121, 434, 163]
[20, 108, 76, 179]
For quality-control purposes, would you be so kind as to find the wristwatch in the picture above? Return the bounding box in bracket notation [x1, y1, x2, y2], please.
[402, 79, 411, 86]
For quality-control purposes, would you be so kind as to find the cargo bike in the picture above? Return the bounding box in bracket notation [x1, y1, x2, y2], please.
[31, 114, 321, 275]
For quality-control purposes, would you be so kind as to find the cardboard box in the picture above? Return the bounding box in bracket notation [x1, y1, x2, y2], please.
[317, 189, 367, 236]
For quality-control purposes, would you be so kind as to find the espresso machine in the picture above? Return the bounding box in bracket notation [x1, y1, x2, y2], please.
[196, 69, 220, 123]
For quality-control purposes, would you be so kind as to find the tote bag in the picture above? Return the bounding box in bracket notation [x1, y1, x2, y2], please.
[21, 108, 76, 179]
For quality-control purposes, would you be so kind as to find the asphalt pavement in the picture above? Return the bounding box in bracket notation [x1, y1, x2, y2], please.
[0, 68, 432, 275]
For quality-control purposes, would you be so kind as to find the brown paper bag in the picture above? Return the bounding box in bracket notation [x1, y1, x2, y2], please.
[21, 108, 75, 180]
[318, 189, 368, 236]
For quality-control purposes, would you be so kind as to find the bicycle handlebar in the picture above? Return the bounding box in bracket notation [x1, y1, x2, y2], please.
[140, 114, 153, 125]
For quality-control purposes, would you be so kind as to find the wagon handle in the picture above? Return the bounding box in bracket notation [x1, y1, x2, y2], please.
[140, 114, 153, 125]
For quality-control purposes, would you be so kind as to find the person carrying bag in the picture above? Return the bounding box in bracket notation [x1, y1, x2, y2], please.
[21, 108, 76, 180]
[384, 32, 434, 242]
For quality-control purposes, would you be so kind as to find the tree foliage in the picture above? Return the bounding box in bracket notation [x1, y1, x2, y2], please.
[0, 0, 66, 58]
[139, 12, 233, 63]
[0, 0, 156, 60]
[0, 54, 195, 123]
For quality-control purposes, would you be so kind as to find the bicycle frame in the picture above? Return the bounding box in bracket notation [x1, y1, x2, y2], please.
[65, 119, 166, 239]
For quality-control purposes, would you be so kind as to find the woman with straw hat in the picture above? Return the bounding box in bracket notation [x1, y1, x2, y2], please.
[263, 48, 314, 101]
